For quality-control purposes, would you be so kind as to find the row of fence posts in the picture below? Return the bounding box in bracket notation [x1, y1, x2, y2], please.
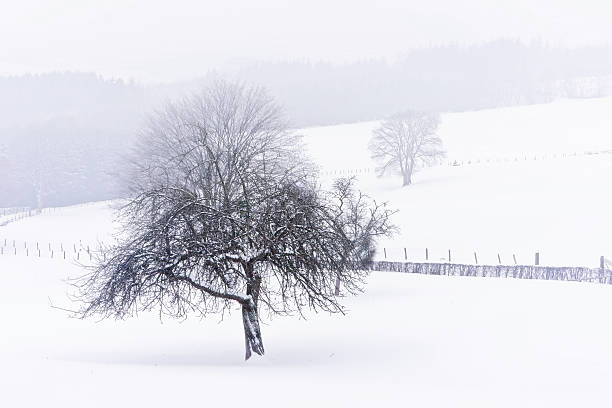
[382, 248, 608, 271]
[0, 238, 95, 261]
[0, 210, 31, 225]
[2, 238, 608, 272]
[320, 151, 611, 177]
[322, 168, 373, 176]
[0, 206, 64, 225]
[450, 153, 571, 167]
[448, 150, 612, 167]
[0, 207, 29, 217]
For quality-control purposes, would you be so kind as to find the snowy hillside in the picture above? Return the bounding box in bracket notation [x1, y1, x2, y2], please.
[302, 97, 612, 267]
[3, 97, 610, 267]
[1, 97, 612, 407]
[2, 247, 612, 407]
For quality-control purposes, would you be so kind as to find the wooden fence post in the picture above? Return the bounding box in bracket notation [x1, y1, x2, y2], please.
[498, 254, 501, 264]
[425, 248, 429, 261]
[535, 252, 540, 266]
[513, 254, 517, 265]
[403, 248, 407, 260]
[474, 252, 478, 264]
[448, 249, 452, 263]
[383, 248, 387, 259]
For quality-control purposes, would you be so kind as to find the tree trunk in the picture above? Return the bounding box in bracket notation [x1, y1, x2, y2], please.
[243, 274, 264, 360]
[402, 171, 412, 186]
[402, 159, 414, 187]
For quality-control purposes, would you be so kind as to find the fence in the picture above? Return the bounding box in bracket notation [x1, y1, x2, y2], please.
[444, 149, 612, 167]
[371, 260, 612, 285]
[375, 245, 612, 269]
[317, 149, 612, 177]
[0, 237, 104, 263]
[2, 233, 611, 288]
[0, 207, 32, 226]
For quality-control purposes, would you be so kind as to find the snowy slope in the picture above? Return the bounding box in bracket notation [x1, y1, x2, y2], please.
[1, 97, 612, 407]
[303, 96, 612, 169]
[3, 97, 610, 267]
[301, 97, 612, 267]
[2, 254, 612, 407]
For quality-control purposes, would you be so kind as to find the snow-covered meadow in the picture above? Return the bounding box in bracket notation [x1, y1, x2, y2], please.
[303, 96, 612, 267]
[1, 96, 612, 407]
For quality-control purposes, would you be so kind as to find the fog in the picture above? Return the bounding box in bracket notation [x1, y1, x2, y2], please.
[1, 2, 612, 207]
[2, 1, 612, 81]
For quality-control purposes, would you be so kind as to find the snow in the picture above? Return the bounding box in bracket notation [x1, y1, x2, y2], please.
[302, 97, 612, 267]
[2, 96, 612, 407]
[2, 254, 612, 407]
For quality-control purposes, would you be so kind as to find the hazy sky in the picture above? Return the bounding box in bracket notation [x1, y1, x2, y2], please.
[2, 0, 612, 82]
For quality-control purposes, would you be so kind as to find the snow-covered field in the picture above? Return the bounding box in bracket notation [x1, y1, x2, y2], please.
[303, 97, 612, 267]
[3, 252, 612, 407]
[2, 97, 612, 407]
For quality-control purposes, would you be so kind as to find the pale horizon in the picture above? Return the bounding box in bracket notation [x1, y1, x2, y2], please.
[2, 0, 612, 83]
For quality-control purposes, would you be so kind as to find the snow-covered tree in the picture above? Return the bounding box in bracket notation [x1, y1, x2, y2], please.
[77, 81, 395, 360]
[369, 111, 445, 186]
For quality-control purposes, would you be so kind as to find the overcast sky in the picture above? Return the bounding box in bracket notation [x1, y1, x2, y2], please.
[2, 0, 612, 83]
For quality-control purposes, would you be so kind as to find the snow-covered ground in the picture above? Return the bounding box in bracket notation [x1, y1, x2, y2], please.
[302, 97, 612, 267]
[2, 96, 612, 407]
[2, 254, 612, 407]
[3, 97, 611, 267]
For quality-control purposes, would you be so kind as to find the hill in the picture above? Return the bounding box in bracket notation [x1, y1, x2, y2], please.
[1, 97, 612, 407]
[301, 97, 612, 267]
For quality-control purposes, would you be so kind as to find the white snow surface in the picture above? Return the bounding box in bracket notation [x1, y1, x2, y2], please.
[302, 97, 612, 267]
[2, 97, 612, 407]
[2, 256, 612, 407]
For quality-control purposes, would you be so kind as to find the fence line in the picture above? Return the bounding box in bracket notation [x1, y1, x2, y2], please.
[371, 260, 612, 285]
[376, 245, 612, 269]
[445, 149, 612, 167]
[0, 237, 105, 262]
[317, 149, 612, 177]
[0, 207, 33, 226]
[1, 235, 608, 269]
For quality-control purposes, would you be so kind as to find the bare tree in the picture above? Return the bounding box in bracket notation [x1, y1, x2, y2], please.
[369, 111, 444, 186]
[76, 81, 395, 360]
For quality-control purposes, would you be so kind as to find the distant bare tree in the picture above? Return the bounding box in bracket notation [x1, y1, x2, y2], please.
[76, 81, 395, 360]
[369, 111, 444, 186]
